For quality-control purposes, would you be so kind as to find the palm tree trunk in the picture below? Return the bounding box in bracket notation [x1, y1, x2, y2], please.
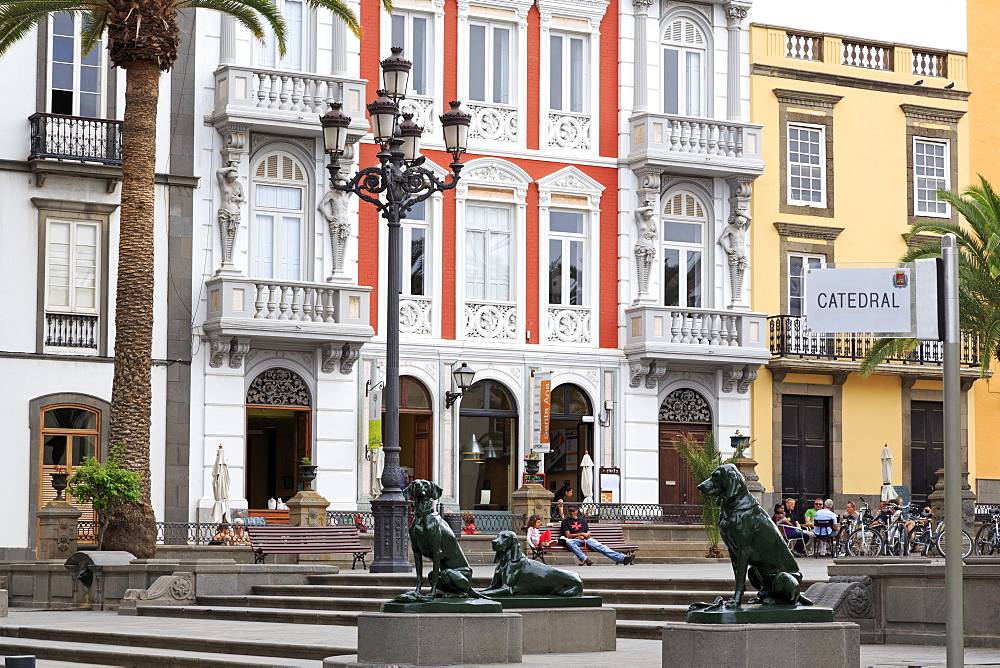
[102, 58, 160, 558]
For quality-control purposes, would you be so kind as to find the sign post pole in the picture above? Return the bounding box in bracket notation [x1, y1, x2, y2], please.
[942, 233, 963, 668]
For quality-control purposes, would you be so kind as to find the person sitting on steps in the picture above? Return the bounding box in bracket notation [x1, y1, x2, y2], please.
[559, 505, 635, 566]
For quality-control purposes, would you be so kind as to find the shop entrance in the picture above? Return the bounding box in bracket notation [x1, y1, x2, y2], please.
[245, 367, 312, 508]
[458, 379, 517, 511]
[545, 384, 593, 500]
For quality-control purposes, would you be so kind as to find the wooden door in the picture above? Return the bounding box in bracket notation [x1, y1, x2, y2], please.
[910, 401, 944, 505]
[781, 395, 830, 500]
[658, 424, 709, 505]
[413, 414, 432, 481]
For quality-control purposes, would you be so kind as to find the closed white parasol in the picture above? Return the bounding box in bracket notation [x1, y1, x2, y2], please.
[211, 445, 230, 524]
[370, 445, 385, 498]
[580, 451, 595, 504]
[880, 444, 898, 502]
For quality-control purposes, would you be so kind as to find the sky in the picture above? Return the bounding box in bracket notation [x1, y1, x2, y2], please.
[747, 0, 968, 53]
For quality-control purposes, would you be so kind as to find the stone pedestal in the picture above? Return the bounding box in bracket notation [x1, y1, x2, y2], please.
[287, 490, 330, 527]
[662, 622, 860, 668]
[331, 612, 522, 666]
[515, 606, 615, 653]
[0, 589, 8, 617]
[37, 501, 82, 560]
[735, 457, 765, 504]
[510, 484, 554, 525]
[928, 468, 977, 532]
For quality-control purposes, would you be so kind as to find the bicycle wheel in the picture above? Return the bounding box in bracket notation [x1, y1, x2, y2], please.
[935, 529, 973, 558]
[974, 523, 998, 556]
[846, 527, 883, 556]
[907, 526, 931, 556]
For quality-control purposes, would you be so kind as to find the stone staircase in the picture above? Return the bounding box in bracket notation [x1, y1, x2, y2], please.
[135, 572, 782, 640]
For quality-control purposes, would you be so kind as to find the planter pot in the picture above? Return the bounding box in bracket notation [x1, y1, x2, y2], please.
[50, 472, 69, 501]
[442, 513, 464, 534]
[524, 458, 541, 475]
[299, 464, 318, 491]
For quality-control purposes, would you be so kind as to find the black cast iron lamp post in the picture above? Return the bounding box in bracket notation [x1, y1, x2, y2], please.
[320, 48, 471, 573]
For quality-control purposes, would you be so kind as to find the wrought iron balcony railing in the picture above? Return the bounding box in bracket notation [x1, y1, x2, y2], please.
[29, 113, 122, 165]
[768, 315, 982, 367]
[44, 312, 99, 352]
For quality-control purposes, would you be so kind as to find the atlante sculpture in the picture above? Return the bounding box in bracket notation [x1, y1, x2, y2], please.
[479, 530, 583, 597]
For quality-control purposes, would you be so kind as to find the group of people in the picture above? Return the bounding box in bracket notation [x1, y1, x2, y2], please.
[525, 505, 635, 566]
[210, 518, 250, 546]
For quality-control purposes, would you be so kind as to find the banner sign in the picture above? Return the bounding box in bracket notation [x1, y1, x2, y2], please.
[535, 372, 552, 453]
[804, 267, 913, 335]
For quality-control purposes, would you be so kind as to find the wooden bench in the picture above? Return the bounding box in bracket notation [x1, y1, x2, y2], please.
[247, 509, 290, 524]
[529, 524, 639, 564]
[247, 525, 371, 569]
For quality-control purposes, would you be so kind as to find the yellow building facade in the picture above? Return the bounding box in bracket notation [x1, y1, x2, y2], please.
[748, 24, 983, 509]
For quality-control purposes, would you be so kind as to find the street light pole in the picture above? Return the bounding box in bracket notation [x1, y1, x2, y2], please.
[320, 49, 470, 572]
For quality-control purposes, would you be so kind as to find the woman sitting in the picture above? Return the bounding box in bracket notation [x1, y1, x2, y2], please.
[461, 513, 480, 535]
[525, 514, 553, 551]
[229, 519, 250, 545]
[772, 504, 808, 556]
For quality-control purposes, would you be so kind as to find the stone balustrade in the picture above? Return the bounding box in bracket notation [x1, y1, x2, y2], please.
[546, 306, 592, 344]
[464, 301, 518, 340]
[547, 111, 592, 151]
[624, 305, 770, 360]
[467, 102, 519, 145]
[399, 296, 433, 335]
[627, 112, 764, 177]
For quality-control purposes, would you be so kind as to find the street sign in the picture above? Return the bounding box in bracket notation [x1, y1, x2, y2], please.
[804, 266, 913, 335]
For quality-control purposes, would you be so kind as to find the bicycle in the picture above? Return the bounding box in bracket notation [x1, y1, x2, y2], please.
[844, 498, 884, 556]
[974, 508, 1000, 555]
[908, 516, 973, 558]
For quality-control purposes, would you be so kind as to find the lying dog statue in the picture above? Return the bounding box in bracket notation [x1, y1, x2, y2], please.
[396, 479, 488, 602]
[696, 463, 812, 608]
[479, 530, 583, 598]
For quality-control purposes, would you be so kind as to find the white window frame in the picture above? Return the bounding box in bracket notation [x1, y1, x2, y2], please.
[547, 209, 587, 307]
[48, 12, 106, 117]
[250, 152, 309, 281]
[787, 122, 827, 208]
[913, 137, 951, 217]
[465, 203, 513, 302]
[390, 11, 433, 97]
[661, 16, 708, 118]
[787, 253, 826, 318]
[44, 218, 101, 315]
[548, 31, 588, 114]
[401, 199, 430, 298]
[467, 20, 514, 105]
[257, 0, 311, 72]
[660, 190, 708, 309]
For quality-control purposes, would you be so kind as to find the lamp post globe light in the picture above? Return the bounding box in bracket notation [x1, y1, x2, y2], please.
[321, 49, 471, 573]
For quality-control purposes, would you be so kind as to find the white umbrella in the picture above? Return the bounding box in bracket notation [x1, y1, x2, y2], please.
[880, 444, 898, 502]
[370, 446, 384, 498]
[211, 445, 230, 524]
[580, 451, 595, 504]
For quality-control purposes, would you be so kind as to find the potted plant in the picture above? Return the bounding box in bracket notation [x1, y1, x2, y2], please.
[524, 450, 541, 475]
[67, 443, 142, 550]
[50, 466, 69, 501]
[299, 456, 318, 491]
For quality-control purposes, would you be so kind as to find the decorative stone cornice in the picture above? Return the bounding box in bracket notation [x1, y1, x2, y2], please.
[905, 233, 942, 249]
[774, 222, 845, 241]
[773, 88, 844, 111]
[899, 104, 967, 126]
[536, 0, 609, 23]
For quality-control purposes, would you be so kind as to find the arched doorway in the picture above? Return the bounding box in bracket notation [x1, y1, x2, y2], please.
[39, 404, 100, 525]
[383, 376, 433, 485]
[245, 367, 312, 508]
[658, 388, 713, 504]
[458, 379, 517, 511]
[545, 384, 593, 499]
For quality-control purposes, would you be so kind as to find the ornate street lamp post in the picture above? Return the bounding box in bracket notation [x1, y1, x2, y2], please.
[320, 48, 471, 572]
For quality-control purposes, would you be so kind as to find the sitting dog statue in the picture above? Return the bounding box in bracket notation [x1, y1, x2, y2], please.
[695, 463, 812, 609]
[479, 530, 583, 598]
[395, 479, 488, 602]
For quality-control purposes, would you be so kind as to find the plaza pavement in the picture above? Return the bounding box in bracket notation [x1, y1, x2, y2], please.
[3, 560, 996, 667]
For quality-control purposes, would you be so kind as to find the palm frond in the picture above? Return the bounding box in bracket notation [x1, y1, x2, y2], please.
[179, 0, 287, 55]
[859, 338, 920, 378]
[80, 8, 107, 56]
[304, 0, 362, 38]
[0, 1, 94, 56]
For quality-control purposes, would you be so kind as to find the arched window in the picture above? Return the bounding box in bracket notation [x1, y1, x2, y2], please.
[662, 190, 707, 308]
[382, 376, 433, 482]
[40, 405, 99, 509]
[458, 379, 518, 510]
[662, 16, 707, 117]
[251, 152, 308, 280]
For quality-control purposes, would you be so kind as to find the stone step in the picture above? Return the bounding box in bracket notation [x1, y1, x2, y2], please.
[199, 595, 382, 612]
[615, 620, 672, 640]
[307, 573, 737, 591]
[0, 637, 323, 667]
[588, 589, 737, 605]
[0, 625, 352, 661]
[605, 602, 690, 622]
[137, 604, 362, 626]
[254, 584, 409, 599]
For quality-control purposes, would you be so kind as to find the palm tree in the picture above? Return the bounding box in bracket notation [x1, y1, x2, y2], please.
[0, 0, 386, 557]
[860, 176, 1000, 379]
[674, 433, 747, 558]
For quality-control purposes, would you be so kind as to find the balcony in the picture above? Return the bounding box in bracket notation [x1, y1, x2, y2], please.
[399, 296, 433, 336]
[768, 315, 984, 379]
[464, 301, 518, 341]
[624, 305, 770, 366]
[44, 312, 99, 355]
[547, 305, 592, 345]
[626, 113, 764, 179]
[202, 277, 373, 355]
[467, 102, 519, 146]
[28, 113, 123, 191]
[547, 111, 592, 152]
[208, 65, 369, 138]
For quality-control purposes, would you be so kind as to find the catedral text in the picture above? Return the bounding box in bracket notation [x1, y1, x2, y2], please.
[815, 292, 901, 309]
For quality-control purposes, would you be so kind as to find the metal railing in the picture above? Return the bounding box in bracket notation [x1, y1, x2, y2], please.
[44, 313, 98, 350]
[768, 315, 982, 367]
[78, 520, 99, 543]
[327, 510, 526, 534]
[28, 113, 122, 165]
[154, 522, 248, 545]
[564, 503, 704, 524]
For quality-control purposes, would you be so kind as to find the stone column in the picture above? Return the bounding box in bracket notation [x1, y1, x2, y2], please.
[735, 457, 765, 504]
[632, 0, 654, 112]
[219, 14, 237, 66]
[331, 15, 347, 75]
[724, 3, 749, 120]
[37, 502, 82, 561]
[928, 468, 977, 533]
[511, 484, 555, 526]
[287, 490, 330, 528]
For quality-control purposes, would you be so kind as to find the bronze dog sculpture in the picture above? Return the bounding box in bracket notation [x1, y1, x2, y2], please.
[397, 479, 487, 601]
[479, 530, 584, 598]
[696, 463, 812, 608]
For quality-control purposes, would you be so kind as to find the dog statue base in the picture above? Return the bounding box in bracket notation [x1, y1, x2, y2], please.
[687, 599, 834, 624]
[381, 597, 502, 614]
[489, 595, 603, 609]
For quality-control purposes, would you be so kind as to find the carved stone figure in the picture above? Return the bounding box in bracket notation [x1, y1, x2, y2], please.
[691, 464, 814, 611]
[634, 202, 658, 298]
[216, 164, 244, 271]
[479, 531, 583, 597]
[318, 187, 352, 277]
[719, 206, 750, 304]
[389, 480, 491, 603]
